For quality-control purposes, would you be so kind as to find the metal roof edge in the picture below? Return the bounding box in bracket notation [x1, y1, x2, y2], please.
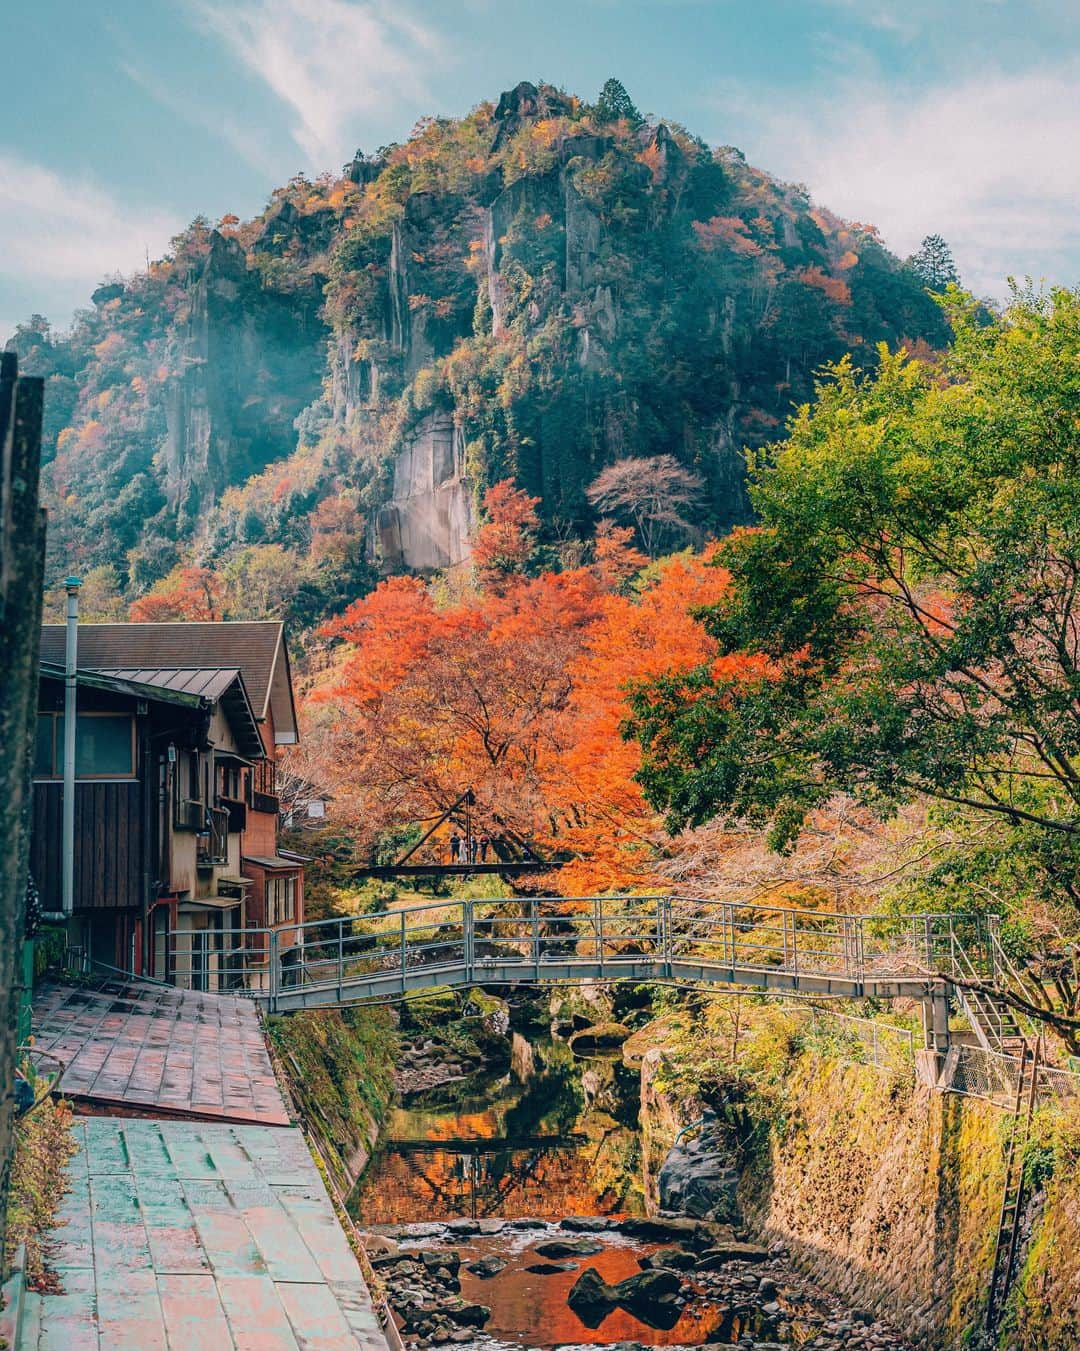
[38, 661, 207, 709]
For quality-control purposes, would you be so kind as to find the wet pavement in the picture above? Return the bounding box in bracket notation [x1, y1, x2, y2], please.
[18, 1116, 385, 1350]
[31, 979, 289, 1125]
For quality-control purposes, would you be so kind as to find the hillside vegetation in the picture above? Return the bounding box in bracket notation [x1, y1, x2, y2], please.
[8, 78, 947, 626]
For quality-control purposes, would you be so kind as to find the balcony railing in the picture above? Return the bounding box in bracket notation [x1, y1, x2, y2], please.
[196, 805, 230, 867]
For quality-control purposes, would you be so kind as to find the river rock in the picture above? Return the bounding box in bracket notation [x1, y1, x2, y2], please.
[535, 1238, 604, 1258]
[613, 1268, 682, 1305]
[526, 1261, 579, 1274]
[569, 1022, 632, 1052]
[559, 1216, 613, 1232]
[421, 1250, 462, 1274]
[639, 1246, 696, 1271]
[694, 1241, 770, 1269]
[657, 1119, 740, 1223]
[465, 1256, 505, 1279]
[567, 1267, 619, 1326]
[615, 1216, 701, 1242]
[506, 1217, 548, 1229]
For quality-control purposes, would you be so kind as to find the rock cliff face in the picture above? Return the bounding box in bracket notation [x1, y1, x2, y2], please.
[372, 414, 472, 572]
[162, 231, 326, 529]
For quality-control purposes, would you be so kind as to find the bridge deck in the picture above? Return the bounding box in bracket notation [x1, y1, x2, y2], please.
[263, 955, 933, 1012]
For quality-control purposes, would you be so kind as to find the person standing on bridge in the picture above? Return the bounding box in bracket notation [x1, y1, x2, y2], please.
[449, 832, 461, 865]
[479, 835, 490, 863]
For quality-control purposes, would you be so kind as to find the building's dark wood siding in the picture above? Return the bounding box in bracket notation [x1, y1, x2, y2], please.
[31, 781, 143, 911]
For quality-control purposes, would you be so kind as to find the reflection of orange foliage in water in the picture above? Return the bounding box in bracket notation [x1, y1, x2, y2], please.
[455, 1240, 737, 1348]
[352, 1144, 635, 1226]
[419, 1109, 502, 1143]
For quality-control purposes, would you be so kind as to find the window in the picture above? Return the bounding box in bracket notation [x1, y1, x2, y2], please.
[218, 761, 241, 801]
[252, 758, 276, 796]
[34, 715, 55, 777]
[76, 715, 134, 776]
[267, 873, 298, 926]
[33, 712, 135, 778]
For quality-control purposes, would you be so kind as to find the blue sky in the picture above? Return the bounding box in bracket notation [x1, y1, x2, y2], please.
[2, 0, 1077, 338]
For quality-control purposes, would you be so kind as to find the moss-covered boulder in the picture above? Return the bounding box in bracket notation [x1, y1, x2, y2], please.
[569, 1022, 632, 1053]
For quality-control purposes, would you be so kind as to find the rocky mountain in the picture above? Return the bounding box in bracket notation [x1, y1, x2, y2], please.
[8, 79, 949, 621]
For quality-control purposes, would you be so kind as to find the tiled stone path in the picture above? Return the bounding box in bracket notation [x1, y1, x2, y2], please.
[19, 1118, 386, 1350]
[31, 980, 289, 1125]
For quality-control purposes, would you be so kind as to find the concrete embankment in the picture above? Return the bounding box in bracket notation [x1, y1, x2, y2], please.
[637, 1011, 1080, 1349]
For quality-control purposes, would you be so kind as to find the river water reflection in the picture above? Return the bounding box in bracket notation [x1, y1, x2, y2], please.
[350, 1038, 645, 1225]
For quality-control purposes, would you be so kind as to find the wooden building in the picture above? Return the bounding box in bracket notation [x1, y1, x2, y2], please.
[33, 622, 304, 990]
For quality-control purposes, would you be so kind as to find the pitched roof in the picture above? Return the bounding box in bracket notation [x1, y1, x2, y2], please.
[37, 660, 265, 759]
[40, 622, 298, 744]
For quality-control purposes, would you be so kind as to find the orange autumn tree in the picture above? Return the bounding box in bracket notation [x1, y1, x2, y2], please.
[319, 567, 605, 853]
[128, 565, 223, 621]
[312, 532, 764, 886]
[471, 480, 541, 593]
[542, 550, 763, 893]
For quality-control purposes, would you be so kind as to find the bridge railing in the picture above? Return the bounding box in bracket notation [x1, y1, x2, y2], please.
[147, 899, 984, 1007]
[667, 898, 864, 978]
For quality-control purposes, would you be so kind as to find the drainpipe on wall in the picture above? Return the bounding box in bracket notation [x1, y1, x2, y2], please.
[61, 576, 80, 917]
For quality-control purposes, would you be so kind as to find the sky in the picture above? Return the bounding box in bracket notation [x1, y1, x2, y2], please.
[2, 0, 1078, 340]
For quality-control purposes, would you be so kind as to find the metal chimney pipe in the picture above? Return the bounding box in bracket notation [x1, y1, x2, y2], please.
[61, 576, 80, 917]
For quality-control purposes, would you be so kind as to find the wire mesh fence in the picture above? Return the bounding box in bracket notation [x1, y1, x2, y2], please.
[786, 1003, 916, 1074]
[947, 1044, 1080, 1108]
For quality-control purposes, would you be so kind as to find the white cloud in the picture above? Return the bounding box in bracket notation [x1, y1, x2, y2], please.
[120, 62, 285, 183]
[0, 153, 181, 288]
[712, 61, 1080, 298]
[193, 0, 446, 170]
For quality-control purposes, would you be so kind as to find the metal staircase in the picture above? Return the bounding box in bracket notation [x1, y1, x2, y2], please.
[938, 917, 1030, 1055]
[984, 1037, 1041, 1338]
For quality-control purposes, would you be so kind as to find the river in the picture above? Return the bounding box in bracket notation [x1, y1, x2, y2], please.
[348, 1034, 914, 1351]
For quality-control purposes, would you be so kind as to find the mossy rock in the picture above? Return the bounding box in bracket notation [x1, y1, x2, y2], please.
[400, 990, 459, 1031]
[569, 1022, 632, 1052]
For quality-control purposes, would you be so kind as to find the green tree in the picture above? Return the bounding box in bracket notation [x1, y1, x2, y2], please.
[628, 288, 1080, 909]
[593, 77, 642, 127]
[908, 233, 959, 291]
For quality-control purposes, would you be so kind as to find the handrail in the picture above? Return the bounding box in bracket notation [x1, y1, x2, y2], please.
[127, 900, 1003, 1014]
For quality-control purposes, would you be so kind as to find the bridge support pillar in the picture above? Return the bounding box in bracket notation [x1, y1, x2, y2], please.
[920, 985, 951, 1082]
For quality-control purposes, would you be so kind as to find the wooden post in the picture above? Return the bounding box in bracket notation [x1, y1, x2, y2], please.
[0, 352, 47, 1273]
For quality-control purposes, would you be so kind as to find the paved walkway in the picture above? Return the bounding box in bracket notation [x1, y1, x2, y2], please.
[18, 1117, 385, 1351]
[31, 980, 289, 1125]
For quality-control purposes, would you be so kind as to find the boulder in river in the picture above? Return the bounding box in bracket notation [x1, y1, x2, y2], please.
[569, 1022, 632, 1053]
[559, 1216, 613, 1232]
[612, 1267, 683, 1326]
[421, 1250, 462, 1275]
[526, 1261, 579, 1274]
[440, 1301, 491, 1327]
[465, 1256, 506, 1278]
[567, 1267, 619, 1326]
[657, 1120, 740, 1223]
[536, 1238, 604, 1258]
[615, 1216, 701, 1242]
[639, 1246, 696, 1271]
[694, 1241, 771, 1269]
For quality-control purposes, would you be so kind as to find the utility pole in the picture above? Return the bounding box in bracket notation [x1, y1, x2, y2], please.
[62, 576, 80, 916]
